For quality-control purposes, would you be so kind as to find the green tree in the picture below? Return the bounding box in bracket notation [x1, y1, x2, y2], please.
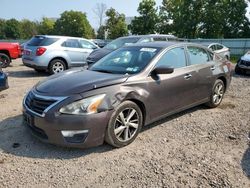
[0, 19, 6, 39]
[130, 0, 159, 35]
[97, 25, 106, 39]
[160, 0, 203, 38]
[20, 19, 38, 39]
[221, 0, 250, 38]
[38, 17, 55, 35]
[54, 11, 93, 38]
[4, 19, 21, 39]
[105, 8, 128, 39]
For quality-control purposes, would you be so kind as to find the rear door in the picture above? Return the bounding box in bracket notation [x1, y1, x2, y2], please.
[186, 46, 216, 101]
[147, 46, 200, 118]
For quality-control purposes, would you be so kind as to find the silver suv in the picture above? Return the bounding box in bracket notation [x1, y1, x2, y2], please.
[22, 35, 99, 74]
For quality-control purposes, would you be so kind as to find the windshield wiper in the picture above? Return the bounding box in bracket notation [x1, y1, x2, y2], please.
[92, 69, 114, 74]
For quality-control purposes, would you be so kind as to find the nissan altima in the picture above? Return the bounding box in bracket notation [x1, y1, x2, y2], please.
[23, 42, 232, 148]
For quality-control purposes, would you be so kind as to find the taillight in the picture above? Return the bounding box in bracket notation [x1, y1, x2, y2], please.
[36, 47, 46, 56]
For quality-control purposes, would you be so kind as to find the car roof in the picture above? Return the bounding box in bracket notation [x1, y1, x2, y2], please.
[127, 41, 208, 49]
[118, 34, 178, 40]
[35, 35, 89, 40]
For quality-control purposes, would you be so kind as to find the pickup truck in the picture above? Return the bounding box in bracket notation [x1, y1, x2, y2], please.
[0, 42, 21, 68]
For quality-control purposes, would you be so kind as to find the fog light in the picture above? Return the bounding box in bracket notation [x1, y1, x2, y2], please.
[61, 130, 89, 143]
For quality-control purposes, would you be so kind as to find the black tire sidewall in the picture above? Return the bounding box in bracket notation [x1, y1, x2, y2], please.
[105, 101, 143, 148]
[0, 53, 10, 68]
[49, 59, 66, 74]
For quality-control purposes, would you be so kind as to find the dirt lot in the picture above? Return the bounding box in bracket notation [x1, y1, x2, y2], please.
[0, 59, 249, 187]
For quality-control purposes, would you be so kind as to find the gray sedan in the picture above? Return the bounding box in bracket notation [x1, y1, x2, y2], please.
[23, 42, 232, 148]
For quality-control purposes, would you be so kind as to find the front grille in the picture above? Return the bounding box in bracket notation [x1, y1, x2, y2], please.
[25, 92, 56, 115]
[240, 60, 250, 67]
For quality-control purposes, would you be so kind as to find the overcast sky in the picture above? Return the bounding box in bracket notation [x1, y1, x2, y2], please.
[0, 0, 249, 29]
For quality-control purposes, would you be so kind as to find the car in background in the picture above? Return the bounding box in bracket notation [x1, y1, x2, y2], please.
[0, 42, 21, 68]
[0, 62, 8, 91]
[86, 34, 179, 66]
[235, 51, 250, 75]
[202, 43, 230, 60]
[22, 35, 99, 74]
[90, 39, 108, 48]
[23, 42, 231, 149]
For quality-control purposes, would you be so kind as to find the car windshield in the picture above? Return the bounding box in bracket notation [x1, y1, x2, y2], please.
[104, 37, 141, 50]
[90, 47, 161, 75]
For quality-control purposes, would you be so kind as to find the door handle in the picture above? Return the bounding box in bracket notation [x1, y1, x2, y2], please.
[184, 74, 192, 80]
[210, 66, 216, 71]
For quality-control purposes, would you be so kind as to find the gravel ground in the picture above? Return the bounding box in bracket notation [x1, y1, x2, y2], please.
[0, 59, 249, 188]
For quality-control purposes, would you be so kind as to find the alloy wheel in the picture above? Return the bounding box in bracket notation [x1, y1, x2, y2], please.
[52, 62, 65, 73]
[213, 82, 224, 105]
[114, 108, 139, 142]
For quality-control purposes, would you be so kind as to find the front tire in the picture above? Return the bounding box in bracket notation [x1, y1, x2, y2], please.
[206, 79, 225, 108]
[49, 59, 66, 74]
[105, 101, 143, 148]
[0, 53, 11, 68]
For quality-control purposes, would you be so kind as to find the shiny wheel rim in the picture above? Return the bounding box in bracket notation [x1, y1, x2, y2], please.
[213, 83, 224, 105]
[52, 62, 64, 73]
[114, 108, 139, 142]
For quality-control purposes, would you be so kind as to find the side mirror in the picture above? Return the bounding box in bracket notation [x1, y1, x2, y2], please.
[152, 65, 174, 75]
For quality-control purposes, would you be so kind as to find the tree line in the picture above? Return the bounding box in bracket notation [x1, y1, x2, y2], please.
[0, 0, 249, 40]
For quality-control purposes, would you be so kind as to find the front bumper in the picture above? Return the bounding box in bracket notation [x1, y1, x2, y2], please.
[22, 92, 113, 148]
[238, 59, 250, 71]
[0, 72, 9, 91]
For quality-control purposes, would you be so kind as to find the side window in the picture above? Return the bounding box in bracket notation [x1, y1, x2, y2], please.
[209, 45, 216, 51]
[62, 39, 80, 48]
[80, 40, 97, 49]
[156, 47, 186, 69]
[187, 47, 210, 65]
[216, 44, 223, 50]
[152, 37, 167, 41]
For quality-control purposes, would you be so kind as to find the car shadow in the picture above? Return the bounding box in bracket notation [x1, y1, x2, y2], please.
[0, 115, 113, 159]
[241, 142, 250, 179]
[0, 105, 207, 160]
[7, 70, 49, 78]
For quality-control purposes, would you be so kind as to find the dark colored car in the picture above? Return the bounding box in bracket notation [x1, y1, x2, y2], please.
[23, 42, 232, 148]
[235, 51, 250, 75]
[0, 62, 8, 91]
[90, 39, 109, 48]
[86, 35, 179, 66]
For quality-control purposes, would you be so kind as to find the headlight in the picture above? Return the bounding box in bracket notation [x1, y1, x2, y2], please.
[59, 94, 106, 115]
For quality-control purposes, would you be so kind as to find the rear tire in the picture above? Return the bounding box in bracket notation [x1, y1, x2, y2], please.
[205, 79, 225, 108]
[0, 53, 11, 68]
[48, 59, 66, 74]
[105, 101, 143, 148]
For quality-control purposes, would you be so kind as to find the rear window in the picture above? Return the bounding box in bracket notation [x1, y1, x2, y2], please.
[27, 36, 59, 46]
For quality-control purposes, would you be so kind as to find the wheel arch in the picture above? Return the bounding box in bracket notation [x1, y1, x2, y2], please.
[126, 98, 146, 126]
[0, 50, 11, 60]
[216, 76, 227, 90]
[49, 57, 68, 69]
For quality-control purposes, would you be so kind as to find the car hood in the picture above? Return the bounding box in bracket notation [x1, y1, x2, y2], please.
[87, 48, 113, 63]
[35, 68, 129, 95]
[241, 53, 250, 61]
